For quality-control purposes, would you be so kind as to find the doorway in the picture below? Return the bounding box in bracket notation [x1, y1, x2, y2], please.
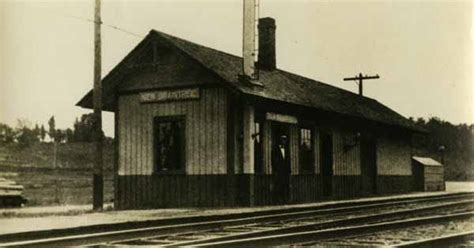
[271, 123, 291, 204]
[320, 132, 333, 197]
[360, 134, 377, 195]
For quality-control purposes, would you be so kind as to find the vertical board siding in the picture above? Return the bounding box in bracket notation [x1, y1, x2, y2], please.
[231, 101, 243, 174]
[217, 90, 227, 173]
[376, 176, 413, 194]
[262, 121, 272, 174]
[117, 174, 325, 209]
[313, 128, 321, 174]
[290, 175, 322, 203]
[332, 129, 361, 176]
[145, 102, 153, 174]
[242, 105, 255, 174]
[377, 134, 412, 176]
[118, 98, 126, 175]
[332, 176, 361, 198]
[118, 87, 228, 176]
[290, 125, 300, 175]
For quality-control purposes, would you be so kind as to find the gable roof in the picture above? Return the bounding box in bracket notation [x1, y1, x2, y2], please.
[412, 156, 443, 166]
[77, 30, 421, 132]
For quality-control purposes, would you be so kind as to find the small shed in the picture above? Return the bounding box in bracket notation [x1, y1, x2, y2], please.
[412, 156, 445, 192]
[0, 177, 27, 207]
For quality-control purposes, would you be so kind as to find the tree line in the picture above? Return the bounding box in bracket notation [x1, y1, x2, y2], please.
[0, 113, 105, 146]
[409, 117, 473, 180]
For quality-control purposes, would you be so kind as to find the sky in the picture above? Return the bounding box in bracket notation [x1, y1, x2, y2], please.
[0, 0, 472, 137]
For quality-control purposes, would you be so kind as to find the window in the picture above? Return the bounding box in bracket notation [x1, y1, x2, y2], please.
[153, 116, 185, 173]
[299, 128, 314, 173]
[253, 121, 264, 174]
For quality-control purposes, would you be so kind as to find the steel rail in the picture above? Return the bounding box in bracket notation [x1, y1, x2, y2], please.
[393, 231, 474, 247]
[193, 212, 474, 247]
[2, 192, 472, 244]
[1, 193, 473, 247]
[164, 199, 474, 247]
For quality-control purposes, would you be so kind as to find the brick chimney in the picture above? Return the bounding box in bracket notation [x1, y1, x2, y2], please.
[258, 17, 276, 70]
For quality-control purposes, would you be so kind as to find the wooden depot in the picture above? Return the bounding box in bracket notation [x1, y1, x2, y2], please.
[77, 18, 433, 209]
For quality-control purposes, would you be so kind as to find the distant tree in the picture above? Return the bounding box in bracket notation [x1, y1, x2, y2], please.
[72, 113, 95, 142]
[40, 125, 46, 142]
[0, 123, 16, 144]
[48, 116, 56, 141]
[34, 124, 40, 140]
[415, 117, 426, 126]
[65, 128, 74, 143]
[55, 129, 66, 143]
[16, 119, 39, 147]
[411, 117, 473, 181]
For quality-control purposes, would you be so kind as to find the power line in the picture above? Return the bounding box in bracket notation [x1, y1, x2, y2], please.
[63, 14, 144, 38]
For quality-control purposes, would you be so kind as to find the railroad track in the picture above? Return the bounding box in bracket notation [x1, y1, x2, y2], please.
[1, 192, 473, 247]
[394, 230, 474, 247]
[302, 216, 474, 247]
[225, 212, 474, 247]
[129, 201, 473, 247]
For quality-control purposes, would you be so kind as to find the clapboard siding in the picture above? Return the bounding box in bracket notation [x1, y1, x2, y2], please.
[377, 133, 412, 176]
[118, 87, 228, 175]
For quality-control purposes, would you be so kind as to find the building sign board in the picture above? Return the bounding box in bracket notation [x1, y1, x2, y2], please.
[266, 112, 298, 124]
[140, 88, 200, 103]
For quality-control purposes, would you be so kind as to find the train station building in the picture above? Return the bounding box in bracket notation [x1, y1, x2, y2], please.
[77, 17, 423, 209]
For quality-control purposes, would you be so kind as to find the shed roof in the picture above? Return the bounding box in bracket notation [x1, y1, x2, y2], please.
[412, 156, 443, 166]
[77, 30, 422, 132]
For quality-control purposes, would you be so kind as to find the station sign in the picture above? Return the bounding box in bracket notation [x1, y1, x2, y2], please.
[140, 88, 200, 103]
[266, 112, 298, 124]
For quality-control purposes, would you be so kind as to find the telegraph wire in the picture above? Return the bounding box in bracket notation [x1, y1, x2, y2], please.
[63, 13, 144, 38]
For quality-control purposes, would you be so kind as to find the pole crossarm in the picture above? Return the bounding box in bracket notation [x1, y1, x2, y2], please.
[343, 75, 380, 81]
[343, 73, 380, 96]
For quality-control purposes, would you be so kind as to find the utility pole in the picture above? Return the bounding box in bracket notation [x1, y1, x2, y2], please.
[93, 0, 103, 211]
[344, 73, 380, 96]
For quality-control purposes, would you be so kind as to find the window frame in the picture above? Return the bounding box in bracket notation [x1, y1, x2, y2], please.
[153, 115, 186, 175]
[299, 126, 315, 174]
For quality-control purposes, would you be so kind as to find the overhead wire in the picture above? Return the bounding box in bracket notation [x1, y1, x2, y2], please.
[63, 14, 144, 38]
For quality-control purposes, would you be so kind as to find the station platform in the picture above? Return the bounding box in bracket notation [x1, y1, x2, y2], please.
[0, 182, 472, 237]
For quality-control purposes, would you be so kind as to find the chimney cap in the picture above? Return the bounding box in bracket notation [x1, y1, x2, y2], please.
[258, 17, 276, 28]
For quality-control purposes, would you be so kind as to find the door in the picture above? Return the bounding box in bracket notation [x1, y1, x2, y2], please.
[360, 135, 377, 195]
[153, 116, 186, 173]
[271, 123, 291, 204]
[320, 132, 333, 197]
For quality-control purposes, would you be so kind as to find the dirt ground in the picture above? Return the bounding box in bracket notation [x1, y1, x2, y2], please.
[446, 181, 474, 192]
[1, 169, 114, 206]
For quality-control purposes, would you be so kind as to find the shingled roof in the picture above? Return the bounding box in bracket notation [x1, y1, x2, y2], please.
[77, 30, 421, 132]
